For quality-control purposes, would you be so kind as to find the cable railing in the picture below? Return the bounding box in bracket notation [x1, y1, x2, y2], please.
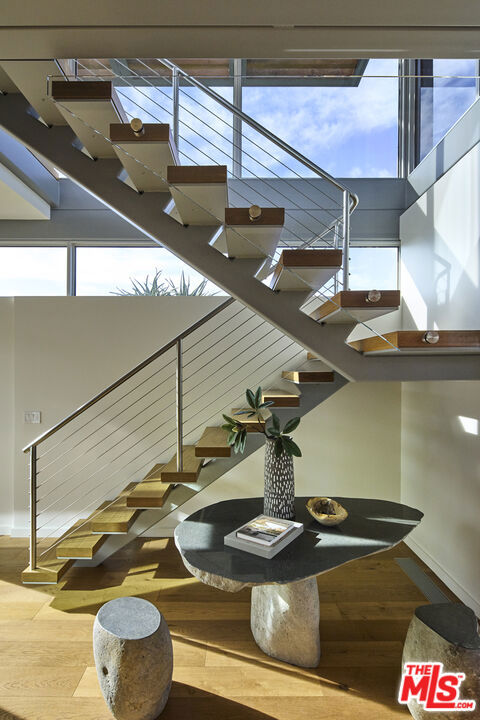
[24, 299, 309, 571]
[67, 57, 356, 285]
[45, 63, 401, 345]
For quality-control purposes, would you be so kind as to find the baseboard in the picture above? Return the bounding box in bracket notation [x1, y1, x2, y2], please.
[406, 536, 480, 617]
[0, 525, 13, 536]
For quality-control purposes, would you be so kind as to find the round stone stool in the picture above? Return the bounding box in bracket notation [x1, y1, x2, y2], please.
[93, 596, 173, 720]
[403, 603, 480, 720]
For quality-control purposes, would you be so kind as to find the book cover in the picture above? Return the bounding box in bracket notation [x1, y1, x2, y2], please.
[225, 521, 304, 559]
[236, 514, 296, 546]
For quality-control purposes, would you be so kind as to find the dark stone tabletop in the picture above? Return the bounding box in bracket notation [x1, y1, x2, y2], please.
[174, 496, 423, 586]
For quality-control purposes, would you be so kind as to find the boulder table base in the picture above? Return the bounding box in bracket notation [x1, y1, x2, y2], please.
[93, 596, 173, 720]
[251, 577, 320, 667]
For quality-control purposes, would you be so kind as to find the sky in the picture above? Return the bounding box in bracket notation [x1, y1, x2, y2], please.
[0, 59, 475, 298]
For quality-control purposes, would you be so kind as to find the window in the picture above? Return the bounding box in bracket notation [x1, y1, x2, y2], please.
[241, 59, 399, 178]
[418, 59, 478, 161]
[179, 87, 233, 171]
[349, 247, 398, 290]
[0, 247, 67, 295]
[76, 247, 222, 296]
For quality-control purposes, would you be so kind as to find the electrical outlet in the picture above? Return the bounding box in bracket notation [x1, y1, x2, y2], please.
[24, 411, 41, 424]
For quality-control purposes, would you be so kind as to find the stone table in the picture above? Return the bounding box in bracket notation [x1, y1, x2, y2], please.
[174, 496, 423, 667]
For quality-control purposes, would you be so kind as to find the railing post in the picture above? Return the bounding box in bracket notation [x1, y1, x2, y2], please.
[333, 220, 339, 294]
[176, 339, 183, 472]
[29, 446, 37, 570]
[342, 190, 350, 291]
[232, 58, 242, 178]
[172, 66, 180, 150]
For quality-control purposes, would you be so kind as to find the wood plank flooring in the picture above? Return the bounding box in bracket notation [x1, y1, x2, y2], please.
[0, 535, 460, 720]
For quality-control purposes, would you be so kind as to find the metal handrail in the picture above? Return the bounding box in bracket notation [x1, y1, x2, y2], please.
[23, 297, 234, 453]
[158, 58, 359, 214]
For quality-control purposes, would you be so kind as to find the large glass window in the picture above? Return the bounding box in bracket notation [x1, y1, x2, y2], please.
[241, 59, 399, 178]
[418, 59, 478, 161]
[349, 247, 398, 290]
[76, 247, 222, 296]
[0, 247, 67, 295]
[179, 87, 233, 171]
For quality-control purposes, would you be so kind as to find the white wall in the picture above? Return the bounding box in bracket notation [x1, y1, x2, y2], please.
[0, 298, 14, 533]
[0, 296, 401, 537]
[400, 140, 480, 615]
[153, 380, 401, 534]
[401, 381, 480, 616]
[2, 296, 224, 534]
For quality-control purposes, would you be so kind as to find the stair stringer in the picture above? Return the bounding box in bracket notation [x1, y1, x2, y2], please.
[73, 374, 348, 567]
[0, 94, 479, 383]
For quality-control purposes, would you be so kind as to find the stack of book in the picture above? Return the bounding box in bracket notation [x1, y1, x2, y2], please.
[224, 514, 304, 558]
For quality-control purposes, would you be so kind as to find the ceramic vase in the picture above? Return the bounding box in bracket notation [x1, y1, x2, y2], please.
[263, 437, 295, 519]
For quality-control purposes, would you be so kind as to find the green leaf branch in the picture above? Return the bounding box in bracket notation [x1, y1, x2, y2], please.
[222, 386, 302, 458]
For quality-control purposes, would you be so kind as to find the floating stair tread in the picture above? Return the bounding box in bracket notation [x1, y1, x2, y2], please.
[282, 370, 335, 383]
[270, 249, 342, 292]
[311, 290, 401, 324]
[90, 484, 141, 533]
[55, 518, 109, 560]
[195, 427, 231, 458]
[50, 80, 127, 159]
[160, 446, 203, 483]
[126, 465, 174, 508]
[277, 249, 343, 268]
[349, 330, 480, 355]
[21, 551, 74, 585]
[262, 389, 300, 407]
[110, 123, 178, 192]
[231, 408, 271, 432]
[167, 165, 227, 184]
[225, 207, 285, 226]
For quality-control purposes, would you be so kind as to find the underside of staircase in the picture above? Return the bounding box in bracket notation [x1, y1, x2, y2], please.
[0, 72, 478, 382]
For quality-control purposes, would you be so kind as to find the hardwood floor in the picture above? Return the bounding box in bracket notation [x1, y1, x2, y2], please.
[0, 535, 459, 720]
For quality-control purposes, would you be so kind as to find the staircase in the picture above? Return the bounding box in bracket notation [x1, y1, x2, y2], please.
[0, 57, 478, 584]
[0, 58, 478, 383]
[20, 298, 349, 584]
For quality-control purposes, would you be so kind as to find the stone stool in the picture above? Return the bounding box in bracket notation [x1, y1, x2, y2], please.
[93, 596, 173, 720]
[403, 603, 480, 720]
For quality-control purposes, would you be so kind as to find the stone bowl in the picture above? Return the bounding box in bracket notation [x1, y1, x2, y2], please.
[306, 497, 348, 526]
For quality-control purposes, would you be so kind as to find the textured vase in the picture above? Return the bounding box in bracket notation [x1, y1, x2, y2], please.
[263, 437, 295, 519]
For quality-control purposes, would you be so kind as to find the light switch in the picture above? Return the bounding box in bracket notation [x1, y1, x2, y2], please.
[24, 411, 41, 424]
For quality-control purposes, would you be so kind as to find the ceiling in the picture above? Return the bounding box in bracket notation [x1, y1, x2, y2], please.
[0, 1, 479, 60]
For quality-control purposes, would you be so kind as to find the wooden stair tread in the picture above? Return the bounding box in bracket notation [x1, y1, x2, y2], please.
[262, 389, 300, 407]
[270, 249, 342, 292]
[195, 427, 231, 458]
[225, 207, 285, 226]
[160, 447, 203, 483]
[282, 370, 335, 383]
[231, 408, 271, 432]
[90, 484, 141, 533]
[21, 549, 74, 585]
[126, 465, 174, 508]
[110, 122, 172, 143]
[167, 165, 227, 184]
[277, 249, 343, 268]
[311, 290, 401, 324]
[349, 330, 480, 355]
[55, 518, 109, 560]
